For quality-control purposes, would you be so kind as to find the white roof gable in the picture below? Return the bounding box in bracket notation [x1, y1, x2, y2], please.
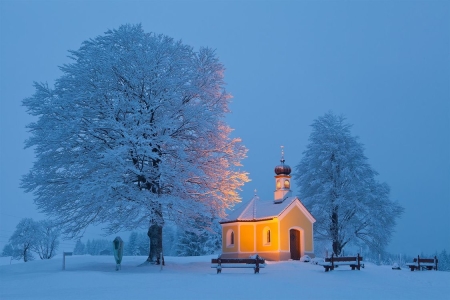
[222, 196, 315, 223]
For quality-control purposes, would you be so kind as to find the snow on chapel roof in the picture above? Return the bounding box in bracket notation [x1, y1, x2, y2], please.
[221, 148, 315, 224]
[221, 196, 315, 223]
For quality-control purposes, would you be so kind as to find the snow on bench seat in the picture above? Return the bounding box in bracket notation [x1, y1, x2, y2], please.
[319, 254, 364, 272]
[211, 255, 266, 274]
[406, 256, 438, 271]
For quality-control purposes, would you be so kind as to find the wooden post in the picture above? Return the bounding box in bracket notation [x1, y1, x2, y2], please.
[62, 252, 73, 270]
[357, 253, 360, 270]
[255, 255, 260, 274]
[217, 257, 222, 274]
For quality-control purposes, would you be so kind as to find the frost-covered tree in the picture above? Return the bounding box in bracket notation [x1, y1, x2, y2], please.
[1, 243, 16, 257]
[84, 239, 110, 255]
[73, 240, 86, 255]
[162, 223, 179, 256]
[8, 218, 39, 262]
[125, 232, 150, 255]
[22, 24, 248, 263]
[86, 240, 92, 255]
[177, 218, 221, 256]
[294, 112, 404, 256]
[125, 232, 139, 256]
[438, 249, 450, 272]
[136, 232, 150, 255]
[34, 220, 60, 259]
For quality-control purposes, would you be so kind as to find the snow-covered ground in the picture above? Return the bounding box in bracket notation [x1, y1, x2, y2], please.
[1, 255, 449, 300]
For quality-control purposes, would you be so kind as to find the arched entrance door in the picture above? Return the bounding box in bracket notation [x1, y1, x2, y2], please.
[290, 229, 301, 260]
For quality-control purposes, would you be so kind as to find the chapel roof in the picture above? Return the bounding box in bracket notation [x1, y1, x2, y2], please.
[220, 196, 315, 224]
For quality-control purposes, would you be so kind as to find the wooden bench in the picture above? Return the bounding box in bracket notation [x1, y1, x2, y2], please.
[320, 254, 364, 272]
[211, 255, 266, 274]
[406, 255, 438, 271]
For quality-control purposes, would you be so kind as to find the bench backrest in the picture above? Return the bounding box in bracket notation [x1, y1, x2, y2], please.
[413, 258, 438, 263]
[212, 258, 265, 264]
[413, 256, 438, 264]
[325, 255, 363, 263]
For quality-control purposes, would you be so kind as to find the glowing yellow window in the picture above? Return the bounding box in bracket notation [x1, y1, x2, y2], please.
[263, 227, 271, 246]
[226, 230, 235, 247]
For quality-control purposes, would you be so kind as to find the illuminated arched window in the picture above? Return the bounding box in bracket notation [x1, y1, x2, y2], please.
[263, 227, 271, 245]
[226, 229, 235, 247]
[276, 180, 281, 189]
[284, 179, 290, 189]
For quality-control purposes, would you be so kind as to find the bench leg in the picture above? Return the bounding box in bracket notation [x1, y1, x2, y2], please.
[351, 266, 355, 270]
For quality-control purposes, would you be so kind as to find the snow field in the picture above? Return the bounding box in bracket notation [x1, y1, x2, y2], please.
[1, 255, 449, 300]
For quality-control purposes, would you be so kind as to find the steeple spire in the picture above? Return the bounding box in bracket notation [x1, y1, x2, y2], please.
[274, 146, 292, 203]
[275, 146, 291, 176]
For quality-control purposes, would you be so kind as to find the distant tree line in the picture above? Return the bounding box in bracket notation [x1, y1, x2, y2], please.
[1, 218, 60, 262]
[72, 221, 222, 257]
[1, 218, 221, 261]
[73, 239, 113, 256]
[364, 249, 450, 272]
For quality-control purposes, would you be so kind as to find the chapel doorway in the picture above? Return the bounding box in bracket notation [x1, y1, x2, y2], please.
[290, 229, 301, 260]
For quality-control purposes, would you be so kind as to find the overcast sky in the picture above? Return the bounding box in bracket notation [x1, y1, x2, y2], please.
[0, 0, 449, 255]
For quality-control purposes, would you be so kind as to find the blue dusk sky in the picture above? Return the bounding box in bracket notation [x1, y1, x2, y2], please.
[0, 0, 449, 255]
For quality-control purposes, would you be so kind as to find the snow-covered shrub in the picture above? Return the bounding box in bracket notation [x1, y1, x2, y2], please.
[300, 255, 311, 262]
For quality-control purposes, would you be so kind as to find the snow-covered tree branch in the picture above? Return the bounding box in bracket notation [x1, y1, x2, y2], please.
[22, 24, 248, 262]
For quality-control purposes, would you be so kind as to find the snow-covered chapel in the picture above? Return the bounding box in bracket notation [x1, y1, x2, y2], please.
[219, 150, 316, 261]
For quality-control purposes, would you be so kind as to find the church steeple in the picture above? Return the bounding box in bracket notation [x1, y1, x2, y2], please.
[274, 146, 292, 203]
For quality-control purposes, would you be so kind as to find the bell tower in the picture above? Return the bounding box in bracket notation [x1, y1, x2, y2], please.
[274, 146, 292, 203]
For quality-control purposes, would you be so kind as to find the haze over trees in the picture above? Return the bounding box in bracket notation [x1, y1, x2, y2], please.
[73, 238, 113, 256]
[1, 218, 60, 261]
[294, 112, 404, 256]
[33, 220, 60, 259]
[21, 24, 248, 263]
